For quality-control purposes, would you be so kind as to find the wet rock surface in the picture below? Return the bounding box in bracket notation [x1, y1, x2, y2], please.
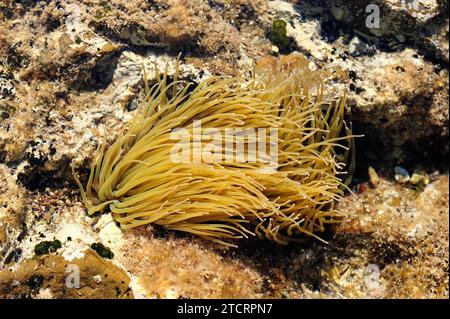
[0, 250, 133, 298]
[0, 0, 448, 298]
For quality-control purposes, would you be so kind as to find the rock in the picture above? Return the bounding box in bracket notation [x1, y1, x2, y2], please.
[0, 64, 15, 100]
[328, 0, 442, 37]
[410, 172, 430, 192]
[116, 230, 265, 298]
[394, 166, 411, 183]
[0, 250, 133, 298]
[0, 0, 448, 299]
[326, 0, 448, 65]
[364, 264, 382, 293]
[418, 16, 449, 64]
[337, 175, 449, 298]
[348, 36, 375, 57]
[266, 1, 448, 164]
[0, 226, 6, 252]
[0, 164, 26, 254]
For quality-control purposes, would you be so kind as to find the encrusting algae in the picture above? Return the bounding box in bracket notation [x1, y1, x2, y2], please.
[72, 55, 355, 246]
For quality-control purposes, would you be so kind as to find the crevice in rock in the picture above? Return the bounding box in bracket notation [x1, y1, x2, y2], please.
[17, 155, 77, 193]
[351, 118, 449, 183]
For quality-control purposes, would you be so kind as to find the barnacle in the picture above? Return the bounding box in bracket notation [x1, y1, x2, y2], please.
[73, 54, 355, 246]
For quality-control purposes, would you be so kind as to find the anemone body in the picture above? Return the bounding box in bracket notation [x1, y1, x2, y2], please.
[73, 55, 354, 246]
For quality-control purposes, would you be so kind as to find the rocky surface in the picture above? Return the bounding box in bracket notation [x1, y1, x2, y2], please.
[0, 0, 448, 298]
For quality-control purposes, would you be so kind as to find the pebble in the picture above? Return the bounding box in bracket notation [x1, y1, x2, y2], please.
[394, 166, 410, 183]
[410, 172, 429, 186]
[348, 36, 376, 57]
[308, 61, 317, 71]
[93, 275, 103, 284]
[368, 166, 380, 187]
[348, 36, 361, 55]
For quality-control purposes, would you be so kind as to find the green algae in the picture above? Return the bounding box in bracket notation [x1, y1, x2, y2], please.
[269, 20, 292, 52]
[91, 242, 114, 259]
[34, 239, 62, 256]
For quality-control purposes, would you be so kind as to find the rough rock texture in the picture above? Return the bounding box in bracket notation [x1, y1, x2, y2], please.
[0, 250, 133, 298]
[268, 0, 449, 164]
[0, 0, 448, 298]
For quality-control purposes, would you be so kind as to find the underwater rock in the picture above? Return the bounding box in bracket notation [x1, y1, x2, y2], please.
[0, 250, 133, 298]
[0, 0, 447, 299]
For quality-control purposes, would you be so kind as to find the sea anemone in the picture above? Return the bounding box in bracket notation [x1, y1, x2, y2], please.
[73, 54, 355, 246]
